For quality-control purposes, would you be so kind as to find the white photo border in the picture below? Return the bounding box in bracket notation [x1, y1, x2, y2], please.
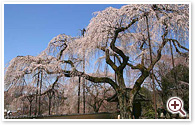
[1, 0, 192, 122]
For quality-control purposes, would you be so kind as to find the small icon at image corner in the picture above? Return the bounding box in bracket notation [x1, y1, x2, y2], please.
[166, 97, 186, 117]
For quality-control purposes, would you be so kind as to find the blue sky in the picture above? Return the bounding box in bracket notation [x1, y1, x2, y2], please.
[4, 4, 124, 65]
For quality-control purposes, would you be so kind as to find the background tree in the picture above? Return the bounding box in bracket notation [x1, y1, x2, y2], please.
[85, 82, 113, 113]
[154, 53, 189, 118]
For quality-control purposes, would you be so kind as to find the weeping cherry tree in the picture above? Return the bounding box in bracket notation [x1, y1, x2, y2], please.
[5, 4, 189, 119]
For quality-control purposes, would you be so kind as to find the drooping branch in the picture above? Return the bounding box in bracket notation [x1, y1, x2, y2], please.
[105, 49, 117, 71]
[97, 45, 122, 65]
[147, 21, 169, 72]
[172, 40, 182, 55]
[57, 42, 67, 60]
[111, 19, 138, 57]
[20, 57, 119, 91]
[173, 39, 189, 51]
[128, 17, 170, 110]
[127, 63, 147, 72]
[60, 60, 75, 68]
[166, 38, 189, 52]
[110, 18, 139, 71]
[72, 70, 119, 91]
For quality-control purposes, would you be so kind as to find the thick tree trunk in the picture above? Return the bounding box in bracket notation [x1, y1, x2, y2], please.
[116, 70, 149, 119]
[116, 72, 132, 119]
[117, 92, 131, 119]
[117, 90, 137, 119]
